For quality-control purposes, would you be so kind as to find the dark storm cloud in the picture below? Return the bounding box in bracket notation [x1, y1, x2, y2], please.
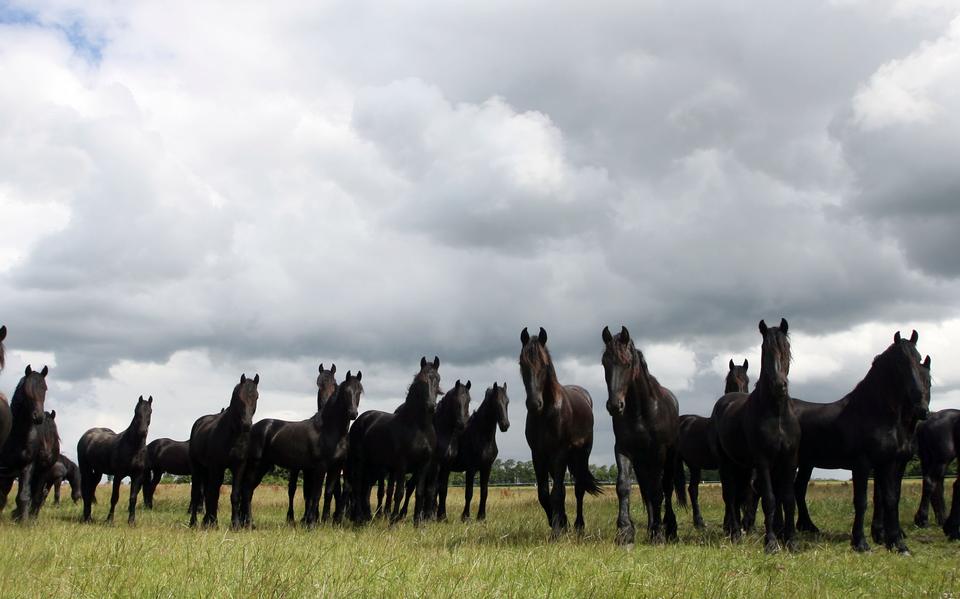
[0, 0, 958, 461]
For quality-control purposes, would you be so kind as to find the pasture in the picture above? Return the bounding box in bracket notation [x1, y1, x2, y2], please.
[0, 480, 956, 598]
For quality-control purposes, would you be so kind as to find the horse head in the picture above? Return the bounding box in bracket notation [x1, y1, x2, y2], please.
[892, 330, 930, 421]
[601, 325, 638, 416]
[317, 363, 338, 411]
[338, 370, 363, 421]
[726, 358, 750, 394]
[134, 395, 153, 438]
[489, 381, 510, 432]
[17, 364, 49, 425]
[758, 319, 791, 399]
[232, 373, 260, 432]
[442, 379, 471, 432]
[520, 327, 552, 413]
[411, 356, 442, 414]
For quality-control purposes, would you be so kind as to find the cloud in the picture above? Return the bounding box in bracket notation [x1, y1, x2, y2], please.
[0, 1, 958, 467]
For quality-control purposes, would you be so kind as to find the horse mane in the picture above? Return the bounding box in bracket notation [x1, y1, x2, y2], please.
[0, 338, 5, 371]
[520, 340, 559, 396]
[847, 340, 917, 406]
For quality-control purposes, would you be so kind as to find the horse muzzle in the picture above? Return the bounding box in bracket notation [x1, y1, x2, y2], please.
[32, 412, 44, 425]
[606, 398, 624, 417]
[499, 419, 510, 433]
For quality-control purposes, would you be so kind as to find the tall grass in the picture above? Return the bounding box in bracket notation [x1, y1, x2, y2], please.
[0, 480, 955, 598]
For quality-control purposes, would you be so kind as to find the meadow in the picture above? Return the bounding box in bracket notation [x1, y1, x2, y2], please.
[0, 480, 956, 598]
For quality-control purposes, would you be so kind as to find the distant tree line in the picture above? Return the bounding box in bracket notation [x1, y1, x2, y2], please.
[153, 456, 954, 487]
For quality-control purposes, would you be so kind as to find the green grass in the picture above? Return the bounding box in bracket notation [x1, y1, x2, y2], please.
[0, 480, 956, 598]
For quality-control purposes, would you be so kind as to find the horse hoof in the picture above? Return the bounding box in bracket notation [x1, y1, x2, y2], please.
[914, 516, 928, 528]
[852, 539, 871, 553]
[615, 527, 635, 546]
[785, 538, 799, 552]
[764, 540, 781, 554]
[693, 519, 705, 530]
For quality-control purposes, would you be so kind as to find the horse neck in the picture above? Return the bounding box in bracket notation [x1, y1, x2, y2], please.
[753, 375, 790, 416]
[319, 390, 349, 434]
[627, 366, 657, 419]
[847, 353, 903, 421]
[402, 380, 434, 426]
[120, 411, 147, 447]
[473, 397, 499, 438]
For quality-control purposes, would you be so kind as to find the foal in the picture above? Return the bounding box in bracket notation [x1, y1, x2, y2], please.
[521, 327, 601, 536]
[678, 359, 748, 528]
[77, 396, 153, 524]
[443, 382, 510, 521]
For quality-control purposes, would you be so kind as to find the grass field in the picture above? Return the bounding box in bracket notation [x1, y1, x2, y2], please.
[0, 480, 957, 598]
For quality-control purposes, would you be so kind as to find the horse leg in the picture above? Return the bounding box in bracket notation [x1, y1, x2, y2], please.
[794, 462, 818, 533]
[719, 461, 738, 540]
[188, 467, 204, 527]
[144, 468, 162, 510]
[462, 468, 475, 521]
[930, 463, 948, 527]
[777, 460, 798, 551]
[322, 471, 338, 523]
[662, 454, 678, 541]
[287, 469, 299, 524]
[740, 471, 760, 533]
[549, 460, 568, 536]
[389, 472, 406, 524]
[374, 477, 385, 518]
[29, 470, 47, 517]
[870, 468, 885, 545]
[412, 468, 431, 527]
[0, 476, 13, 513]
[436, 469, 450, 522]
[301, 470, 317, 527]
[230, 465, 247, 530]
[53, 480, 62, 506]
[688, 465, 705, 529]
[756, 464, 779, 553]
[106, 476, 122, 524]
[850, 466, 870, 552]
[875, 463, 908, 554]
[944, 469, 960, 540]
[128, 472, 142, 526]
[400, 475, 416, 520]
[478, 466, 491, 522]
[533, 457, 552, 527]
[81, 469, 100, 523]
[202, 469, 223, 528]
[14, 463, 35, 522]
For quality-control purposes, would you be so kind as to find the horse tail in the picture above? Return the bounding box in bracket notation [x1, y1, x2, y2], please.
[570, 457, 603, 496]
[673, 455, 688, 508]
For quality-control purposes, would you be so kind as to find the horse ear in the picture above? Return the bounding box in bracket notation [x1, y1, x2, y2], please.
[356, 370, 362, 381]
[319, 363, 323, 373]
[50, 410, 56, 419]
[493, 382, 498, 391]
[503, 381, 507, 390]
[538, 327, 548, 345]
[433, 356, 440, 369]
[330, 364, 336, 375]
[923, 355, 931, 369]
[346, 370, 352, 380]
[40, 365, 49, 378]
[253, 373, 260, 385]
[25, 364, 32, 376]
[148, 395, 153, 404]
[602, 326, 612, 344]
[466, 380, 471, 390]
[138, 395, 144, 402]
[521, 327, 530, 345]
[728, 359, 735, 371]
[743, 358, 749, 370]
[0, 326, 6, 341]
[910, 330, 919, 344]
[421, 356, 427, 369]
[455, 379, 461, 389]
[779, 318, 788, 334]
[241, 373, 247, 383]
[758, 320, 768, 336]
[620, 326, 630, 341]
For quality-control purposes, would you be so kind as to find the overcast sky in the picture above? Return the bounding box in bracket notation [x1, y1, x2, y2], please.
[1, 1, 958, 469]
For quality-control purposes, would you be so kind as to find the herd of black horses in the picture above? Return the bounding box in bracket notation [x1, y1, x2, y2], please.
[0, 319, 957, 555]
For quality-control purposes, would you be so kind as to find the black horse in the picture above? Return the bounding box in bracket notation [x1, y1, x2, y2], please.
[0, 364, 49, 521]
[188, 373, 259, 529]
[442, 382, 510, 521]
[143, 438, 193, 509]
[348, 357, 441, 525]
[713, 318, 798, 553]
[678, 359, 748, 528]
[390, 379, 472, 521]
[914, 409, 959, 531]
[285, 363, 339, 523]
[241, 370, 362, 528]
[521, 327, 602, 536]
[0, 409, 60, 518]
[0, 325, 11, 451]
[40, 455, 82, 506]
[602, 326, 682, 544]
[792, 331, 930, 553]
[77, 396, 153, 525]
